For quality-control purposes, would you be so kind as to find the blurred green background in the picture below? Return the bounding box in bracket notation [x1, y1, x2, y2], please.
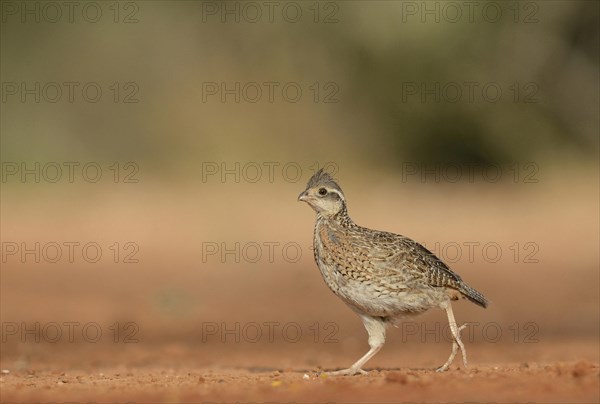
[1, 0, 598, 173]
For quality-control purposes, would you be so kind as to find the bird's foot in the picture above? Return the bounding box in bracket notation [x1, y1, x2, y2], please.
[436, 359, 468, 372]
[435, 364, 450, 372]
[324, 367, 368, 376]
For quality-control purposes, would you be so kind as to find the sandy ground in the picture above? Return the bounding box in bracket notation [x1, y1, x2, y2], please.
[1, 176, 599, 402]
[1, 360, 598, 403]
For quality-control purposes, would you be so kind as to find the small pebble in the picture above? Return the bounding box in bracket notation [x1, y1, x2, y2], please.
[303, 374, 310, 380]
[1, 370, 9, 375]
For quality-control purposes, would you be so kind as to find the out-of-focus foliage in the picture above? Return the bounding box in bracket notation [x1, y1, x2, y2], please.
[328, 1, 599, 165]
[1, 1, 598, 173]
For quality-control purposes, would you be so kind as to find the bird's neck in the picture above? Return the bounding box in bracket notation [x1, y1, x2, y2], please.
[318, 204, 355, 228]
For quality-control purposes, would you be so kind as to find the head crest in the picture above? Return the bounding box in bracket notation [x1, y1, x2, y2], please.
[306, 168, 343, 194]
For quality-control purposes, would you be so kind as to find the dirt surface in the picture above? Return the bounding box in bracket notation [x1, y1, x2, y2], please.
[1, 361, 598, 403]
[1, 178, 599, 403]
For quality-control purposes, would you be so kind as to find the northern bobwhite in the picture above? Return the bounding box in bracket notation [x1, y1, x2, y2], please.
[298, 169, 488, 375]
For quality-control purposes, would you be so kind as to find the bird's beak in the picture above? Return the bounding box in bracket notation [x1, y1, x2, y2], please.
[298, 191, 309, 202]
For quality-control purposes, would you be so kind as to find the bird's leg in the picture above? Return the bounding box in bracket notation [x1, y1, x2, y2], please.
[437, 303, 468, 372]
[326, 315, 386, 376]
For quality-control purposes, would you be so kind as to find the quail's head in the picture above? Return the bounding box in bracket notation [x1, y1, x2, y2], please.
[298, 169, 346, 216]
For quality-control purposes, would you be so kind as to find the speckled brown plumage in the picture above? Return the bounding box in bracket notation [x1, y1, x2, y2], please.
[298, 169, 488, 375]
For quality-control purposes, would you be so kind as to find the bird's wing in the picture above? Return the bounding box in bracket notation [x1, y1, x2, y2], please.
[357, 229, 464, 289]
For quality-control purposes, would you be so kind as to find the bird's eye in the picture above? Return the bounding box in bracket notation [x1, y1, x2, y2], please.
[318, 188, 328, 196]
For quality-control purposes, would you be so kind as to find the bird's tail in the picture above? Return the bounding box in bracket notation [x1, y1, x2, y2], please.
[460, 284, 488, 308]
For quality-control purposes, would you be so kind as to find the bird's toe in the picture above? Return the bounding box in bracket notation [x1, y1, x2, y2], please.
[325, 367, 367, 376]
